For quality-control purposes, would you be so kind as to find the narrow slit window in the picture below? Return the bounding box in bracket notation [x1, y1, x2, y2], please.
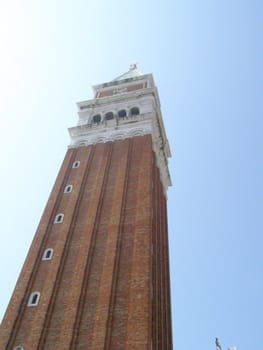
[72, 161, 80, 168]
[64, 185, 73, 193]
[54, 213, 64, 224]
[42, 248, 53, 261]
[28, 292, 40, 307]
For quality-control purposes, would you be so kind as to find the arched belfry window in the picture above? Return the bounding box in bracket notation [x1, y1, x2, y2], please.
[118, 109, 127, 118]
[28, 292, 40, 307]
[105, 112, 114, 120]
[92, 114, 101, 123]
[42, 248, 53, 261]
[54, 213, 64, 224]
[130, 107, 140, 116]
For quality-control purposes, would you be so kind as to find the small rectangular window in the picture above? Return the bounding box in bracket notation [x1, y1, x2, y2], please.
[28, 292, 40, 307]
[54, 213, 64, 224]
[64, 185, 73, 193]
[72, 161, 80, 168]
[42, 248, 53, 260]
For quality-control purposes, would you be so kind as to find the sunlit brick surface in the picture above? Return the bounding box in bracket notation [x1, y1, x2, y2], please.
[0, 135, 172, 349]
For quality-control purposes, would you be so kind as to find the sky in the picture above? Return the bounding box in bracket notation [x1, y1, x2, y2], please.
[0, 0, 262, 349]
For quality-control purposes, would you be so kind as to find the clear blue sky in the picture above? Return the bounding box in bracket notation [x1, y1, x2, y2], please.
[0, 1, 262, 349]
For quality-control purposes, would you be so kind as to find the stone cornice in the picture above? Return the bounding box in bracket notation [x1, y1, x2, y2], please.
[77, 87, 156, 111]
[92, 73, 154, 93]
[69, 112, 171, 192]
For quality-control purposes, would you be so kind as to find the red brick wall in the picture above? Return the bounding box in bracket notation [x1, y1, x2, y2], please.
[0, 135, 172, 350]
[97, 83, 144, 98]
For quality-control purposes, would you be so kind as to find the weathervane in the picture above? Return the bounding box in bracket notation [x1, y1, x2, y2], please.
[129, 63, 138, 70]
[216, 338, 222, 350]
[216, 338, 236, 350]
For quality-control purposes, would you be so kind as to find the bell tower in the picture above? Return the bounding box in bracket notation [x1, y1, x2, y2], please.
[0, 66, 172, 349]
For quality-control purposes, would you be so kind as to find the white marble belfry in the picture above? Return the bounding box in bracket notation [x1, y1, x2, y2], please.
[68, 70, 171, 192]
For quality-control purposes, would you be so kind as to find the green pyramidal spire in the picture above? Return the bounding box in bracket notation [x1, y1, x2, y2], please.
[112, 63, 142, 81]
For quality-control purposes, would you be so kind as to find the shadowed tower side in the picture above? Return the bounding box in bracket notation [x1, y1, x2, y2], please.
[0, 66, 172, 350]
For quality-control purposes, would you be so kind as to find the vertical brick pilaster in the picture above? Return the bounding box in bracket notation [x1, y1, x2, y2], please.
[0, 149, 77, 350]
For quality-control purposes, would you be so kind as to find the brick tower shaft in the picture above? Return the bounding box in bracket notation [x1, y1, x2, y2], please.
[0, 67, 172, 350]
